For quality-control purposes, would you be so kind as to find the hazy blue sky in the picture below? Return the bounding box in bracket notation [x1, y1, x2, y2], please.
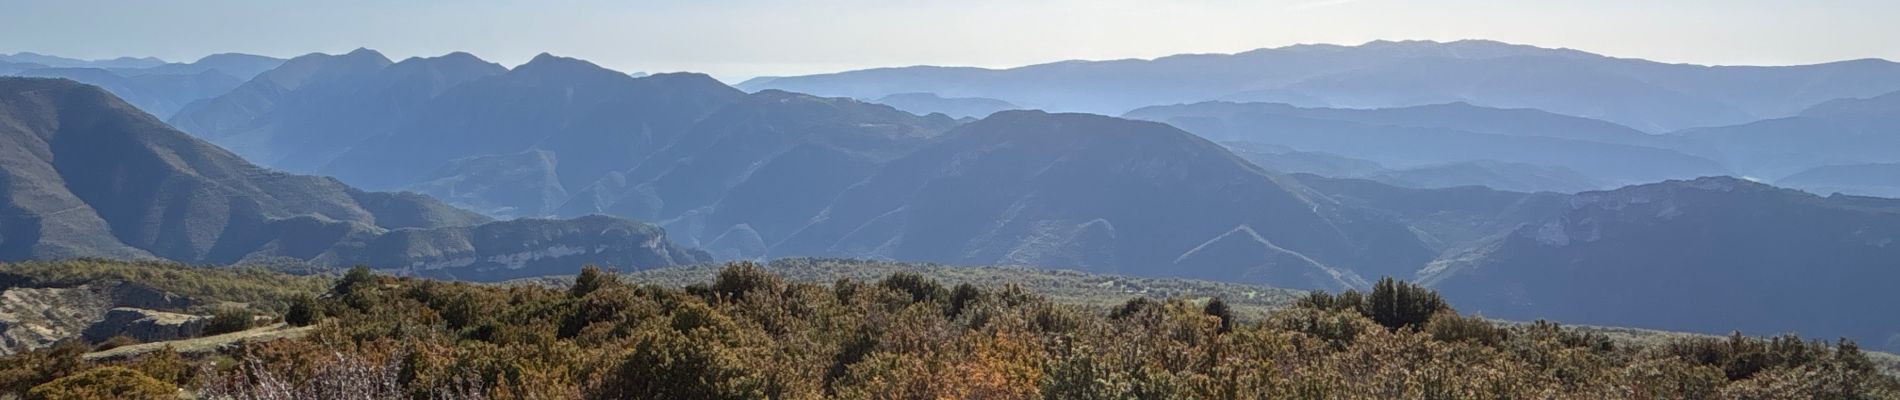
[3, 0, 1897, 82]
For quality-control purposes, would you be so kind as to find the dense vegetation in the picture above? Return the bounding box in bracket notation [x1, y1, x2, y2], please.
[607, 258, 1305, 321]
[4, 261, 1895, 399]
[1, 259, 331, 312]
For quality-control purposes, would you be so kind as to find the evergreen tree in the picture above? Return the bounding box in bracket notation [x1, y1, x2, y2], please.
[570, 265, 612, 298]
[284, 295, 321, 327]
[1362, 277, 1447, 331]
[1203, 298, 1235, 333]
[331, 266, 377, 296]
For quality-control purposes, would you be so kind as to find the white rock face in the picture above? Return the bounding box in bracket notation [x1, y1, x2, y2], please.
[489, 245, 592, 270]
[412, 245, 600, 271]
[1534, 221, 1570, 246]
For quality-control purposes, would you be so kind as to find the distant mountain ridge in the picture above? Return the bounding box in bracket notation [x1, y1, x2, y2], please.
[872, 92, 1019, 119]
[1670, 89, 1900, 178]
[10, 68, 243, 119]
[1, 52, 286, 119]
[0, 52, 167, 69]
[742, 39, 1900, 132]
[1126, 100, 1726, 185]
[0, 77, 706, 280]
[1777, 163, 1900, 198]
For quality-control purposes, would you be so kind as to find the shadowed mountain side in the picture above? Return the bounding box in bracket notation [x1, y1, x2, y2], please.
[0, 78, 705, 279]
[1423, 177, 1900, 352]
[1292, 174, 1571, 253]
[758, 111, 1437, 290]
[559, 90, 959, 239]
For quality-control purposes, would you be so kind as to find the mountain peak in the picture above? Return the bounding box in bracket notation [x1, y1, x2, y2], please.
[636, 71, 730, 88]
[341, 47, 386, 59]
[510, 53, 623, 79]
[522, 52, 585, 67]
[969, 110, 1210, 146]
[395, 51, 498, 70]
[190, 53, 279, 64]
[435, 51, 483, 61]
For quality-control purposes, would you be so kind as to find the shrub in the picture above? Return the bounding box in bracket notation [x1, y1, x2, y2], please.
[1295, 289, 1366, 312]
[710, 262, 783, 302]
[571, 265, 615, 298]
[1112, 297, 1162, 320]
[0, 340, 90, 396]
[880, 272, 946, 304]
[595, 331, 763, 399]
[1424, 311, 1507, 346]
[284, 295, 322, 327]
[332, 265, 377, 296]
[125, 347, 194, 387]
[947, 283, 984, 319]
[1203, 298, 1235, 333]
[92, 335, 139, 352]
[1271, 307, 1379, 350]
[26, 367, 175, 400]
[202, 306, 254, 336]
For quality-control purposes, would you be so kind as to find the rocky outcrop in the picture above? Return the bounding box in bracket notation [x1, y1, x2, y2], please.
[0, 284, 112, 355]
[0, 279, 201, 355]
[80, 308, 205, 343]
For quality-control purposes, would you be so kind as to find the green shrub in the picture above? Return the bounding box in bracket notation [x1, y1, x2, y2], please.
[284, 294, 322, 327]
[202, 306, 253, 336]
[710, 262, 783, 302]
[1424, 311, 1508, 346]
[1112, 297, 1162, 319]
[879, 272, 946, 304]
[332, 265, 377, 296]
[570, 265, 615, 298]
[92, 335, 139, 352]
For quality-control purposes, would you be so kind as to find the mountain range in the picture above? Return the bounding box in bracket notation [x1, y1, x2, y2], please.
[0, 52, 167, 70]
[0, 77, 705, 281]
[1777, 163, 1900, 198]
[871, 92, 1019, 119]
[2, 53, 286, 119]
[159, 52, 1432, 289]
[1672, 89, 1900, 179]
[1126, 101, 1727, 185]
[5, 44, 1899, 352]
[740, 40, 1900, 132]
